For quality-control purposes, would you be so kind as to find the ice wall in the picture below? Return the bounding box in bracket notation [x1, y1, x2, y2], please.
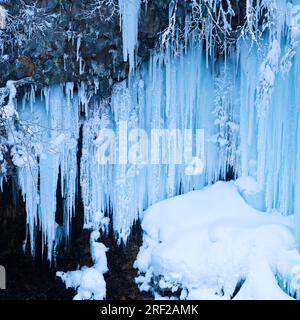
[13, 1, 300, 260]
[81, 44, 219, 243]
[237, 2, 300, 221]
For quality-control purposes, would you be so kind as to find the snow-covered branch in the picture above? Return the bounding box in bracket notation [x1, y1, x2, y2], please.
[0, 2, 58, 50]
[0, 77, 35, 177]
[82, 0, 119, 21]
[160, 0, 290, 54]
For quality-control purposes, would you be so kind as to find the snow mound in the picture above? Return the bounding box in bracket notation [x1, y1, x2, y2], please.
[135, 181, 300, 300]
[57, 230, 108, 300]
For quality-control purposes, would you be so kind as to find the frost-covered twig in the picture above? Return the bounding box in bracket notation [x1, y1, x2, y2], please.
[81, 0, 119, 21]
[0, 1, 58, 50]
[0, 77, 35, 176]
[160, 0, 288, 55]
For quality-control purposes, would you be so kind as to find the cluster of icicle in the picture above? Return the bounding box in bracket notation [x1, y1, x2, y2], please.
[13, 0, 300, 264]
[17, 83, 80, 262]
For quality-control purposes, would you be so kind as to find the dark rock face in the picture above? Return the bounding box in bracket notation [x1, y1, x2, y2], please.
[0, 1, 250, 96]
[0, 0, 169, 97]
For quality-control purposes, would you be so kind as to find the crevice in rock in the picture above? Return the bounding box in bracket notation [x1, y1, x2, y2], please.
[102, 222, 152, 300]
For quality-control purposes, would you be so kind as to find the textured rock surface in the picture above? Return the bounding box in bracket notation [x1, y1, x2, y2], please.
[0, 0, 169, 97]
[0, 1, 249, 96]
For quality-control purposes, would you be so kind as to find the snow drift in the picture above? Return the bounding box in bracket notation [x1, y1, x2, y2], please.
[135, 181, 300, 300]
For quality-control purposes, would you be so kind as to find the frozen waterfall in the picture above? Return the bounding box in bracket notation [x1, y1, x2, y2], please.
[11, 1, 300, 262]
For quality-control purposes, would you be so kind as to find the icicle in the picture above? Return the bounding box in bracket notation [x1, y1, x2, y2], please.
[79, 57, 85, 75]
[18, 166, 39, 256]
[118, 0, 141, 72]
[76, 33, 82, 62]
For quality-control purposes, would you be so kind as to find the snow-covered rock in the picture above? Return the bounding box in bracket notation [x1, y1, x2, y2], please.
[135, 181, 300, 300]
[57, 231, 108, 300]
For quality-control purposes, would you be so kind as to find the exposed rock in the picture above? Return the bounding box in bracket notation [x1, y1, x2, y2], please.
[0, 0, 170, 97]
[16, 55, 35, 78]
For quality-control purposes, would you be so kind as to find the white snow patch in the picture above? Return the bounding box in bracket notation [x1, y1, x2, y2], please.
[135, 181, 300, 300]
[235, 176, 260, 194]
[57, 232, 108, 300]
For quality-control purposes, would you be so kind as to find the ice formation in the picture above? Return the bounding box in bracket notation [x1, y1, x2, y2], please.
[1, 0, 300, 299]
[12, 0, 300, 259]
[17, 84, 80, 261]
[118, 0, 141, 71]
[80, 46, 216, 243]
